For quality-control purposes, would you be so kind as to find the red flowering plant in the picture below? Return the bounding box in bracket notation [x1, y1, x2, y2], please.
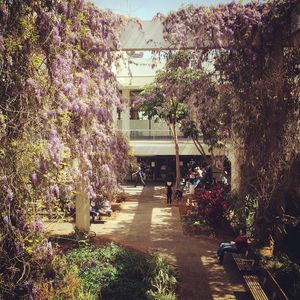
[194, 184, 230, 228]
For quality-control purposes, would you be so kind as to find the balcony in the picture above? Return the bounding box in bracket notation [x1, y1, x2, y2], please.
[121, 129, 187, 140]
[117, 120, 186, 140]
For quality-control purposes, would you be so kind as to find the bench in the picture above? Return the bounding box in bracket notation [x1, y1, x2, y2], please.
[231, 249, 269, 300]
[261, 269, 289, 300]
[232, 253, 257, 273]
[231, 250, 288, 300]
[231, 247, 259, 273]
[243, 275, 269, 300]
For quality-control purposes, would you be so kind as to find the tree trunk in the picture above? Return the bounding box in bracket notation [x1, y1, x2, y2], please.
[170, 121, 181, 190]
[210, 144, 214, 174]
[252, 26, 286, 246]
[192, 137, 206, 156]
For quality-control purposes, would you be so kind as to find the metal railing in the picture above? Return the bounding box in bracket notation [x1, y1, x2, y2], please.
[120, 129, 187, 141]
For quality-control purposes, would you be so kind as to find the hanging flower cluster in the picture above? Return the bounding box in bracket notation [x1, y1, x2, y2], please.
[0, 0, 130, 296]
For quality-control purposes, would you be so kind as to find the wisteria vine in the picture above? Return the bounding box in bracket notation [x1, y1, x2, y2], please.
[0, 0, 130, 296]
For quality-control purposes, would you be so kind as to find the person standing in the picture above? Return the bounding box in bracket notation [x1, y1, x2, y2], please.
[165, 178, 173, 206]
[133, 164, 146, 187]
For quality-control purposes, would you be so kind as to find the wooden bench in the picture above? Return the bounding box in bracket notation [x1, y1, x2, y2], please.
[243, 275, 269, 300]
[232, 253, 257, 273]
[261, 269, 289, 300]
[231, 249, 269, 299]
[231, 250, 288, 300]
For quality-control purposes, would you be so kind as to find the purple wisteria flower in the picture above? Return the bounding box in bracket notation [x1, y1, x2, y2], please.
[0, 35, 4, 48]
[101, 164, 110, 174]
[71, 99, 81, 113]
[78, 84, 87, 96]
[56, 2, 68, 16]
[48, 125, 63, 165]
[26, 78, 36, 88]
[28, 220, 44, 233]
[64, 83, 73, 97]
[76, 0, 84, 11]
[3, 215, 9, 224]
[0, 4, 9, 19]
[52, 26, 61, 45]
[6, 188, 13, 202]
[0, 176, 7, 183]
[39, 160, 49, 173]
[16, 244, 24, 254]
[30, 173, 38, 186]
[47, 241, 53, 256]
[51, 184, 60, 198]
[36, 220, 44, 232]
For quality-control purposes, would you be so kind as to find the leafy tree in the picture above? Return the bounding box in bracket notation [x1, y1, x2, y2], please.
[137, 52, 197, 188]
[180, 65, 229, 168]
[161, 0, 300, 246]
[138, 51, 229, 186]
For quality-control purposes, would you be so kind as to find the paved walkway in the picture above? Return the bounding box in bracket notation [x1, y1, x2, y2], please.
[46, 185, 251, 300]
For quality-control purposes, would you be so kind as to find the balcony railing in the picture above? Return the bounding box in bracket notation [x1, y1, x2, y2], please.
[120, 129, 187, 140]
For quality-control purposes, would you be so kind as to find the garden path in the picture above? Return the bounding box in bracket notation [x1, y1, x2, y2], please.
[47, 184, 251, 300]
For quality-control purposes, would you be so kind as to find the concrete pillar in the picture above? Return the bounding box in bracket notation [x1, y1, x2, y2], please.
[75, 178, 90, 232]
[122, 89, 131, 138]
[74, 157, 90, 231]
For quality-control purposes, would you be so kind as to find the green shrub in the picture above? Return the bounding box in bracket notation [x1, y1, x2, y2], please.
[182, 213, 214, 235]
[58, 243, 178, 300]
[101, 278, 148, 300]
[262, 255, 300, 300]
[145, 254, 178, 299]
[65, 246, 101, 268]
[146, 290, 177, 300]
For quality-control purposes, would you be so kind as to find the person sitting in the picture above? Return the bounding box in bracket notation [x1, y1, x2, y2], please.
[90, 200, 98, 223]
[217, 229, 248, 263]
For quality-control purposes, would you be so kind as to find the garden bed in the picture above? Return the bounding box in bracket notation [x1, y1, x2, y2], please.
[34, 241, 179, 300]
[176, 197, 232, 239]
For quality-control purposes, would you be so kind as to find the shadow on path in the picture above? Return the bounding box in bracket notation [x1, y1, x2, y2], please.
[92, 184, 251, 300]
[46, 184, 251, 300]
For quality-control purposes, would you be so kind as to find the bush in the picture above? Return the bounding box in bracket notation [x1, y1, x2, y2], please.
[182, 212, 214, 236]
[192, 184, 229, 228]
[42, 242, 178, 300]
[145, 255, 178, 300]
[262, 255, 300, 300]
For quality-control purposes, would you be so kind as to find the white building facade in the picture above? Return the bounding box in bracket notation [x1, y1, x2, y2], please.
[115, 53, 227, 182]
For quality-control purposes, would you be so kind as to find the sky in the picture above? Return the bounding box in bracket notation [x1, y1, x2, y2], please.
[92, 0, 232, 20]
